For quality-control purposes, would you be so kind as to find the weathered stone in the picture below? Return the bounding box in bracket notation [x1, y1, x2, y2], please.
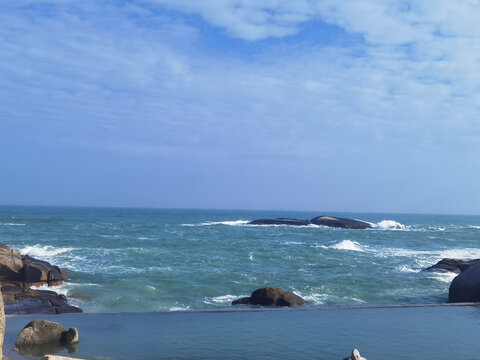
[1, 282, 82, 315]
[22, 255, 68, 285]
[310, 216, 372, 229]
[0, 243, 23, 281]
[423, 258, 480, 274]
[16, 320, 79, 347]
[232, 287, 306, 307]
[449, 263, 480, 303]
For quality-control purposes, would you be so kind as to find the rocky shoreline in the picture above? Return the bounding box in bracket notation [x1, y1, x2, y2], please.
[0, 243, 82, 315]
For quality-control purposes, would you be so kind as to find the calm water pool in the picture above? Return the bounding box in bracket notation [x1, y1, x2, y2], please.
[4, 304, 480, 360]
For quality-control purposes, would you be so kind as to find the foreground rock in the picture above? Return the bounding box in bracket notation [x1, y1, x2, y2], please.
[232, 287, 306, 307]
[248, 215, 372, 229]
[16, 320, 79, 357]
[423, 258, 480, 274]
[0, 242, 82, 314]
[449, 264, 480, 303]
[0, 281, 5, 360]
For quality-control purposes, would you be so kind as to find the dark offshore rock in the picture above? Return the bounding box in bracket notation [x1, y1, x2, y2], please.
[232, 287, 306, 307]
[0, 243, 24, 280]
[22, 255, 68, 285]
[248, 218, 311, 226]
[423, 258, 480, 274]
[1, 282, 83, 315]
[449, 264, 480, 303]
[310, 216, 372, 229]
[16, 320, 79, 357]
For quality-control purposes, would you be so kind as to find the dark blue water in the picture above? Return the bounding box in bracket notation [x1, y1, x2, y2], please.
[2, 205, 480, 312]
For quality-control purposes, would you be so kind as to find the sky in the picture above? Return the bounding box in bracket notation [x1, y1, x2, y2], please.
[1, 0, 480, 214]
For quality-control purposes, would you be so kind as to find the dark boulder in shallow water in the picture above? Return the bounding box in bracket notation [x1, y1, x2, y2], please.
[232, 287, 306, 307]
[310, 216, 372, 229]
[423, 258, 480, 274]
[449, 264, 480, 303]
[248, 218, 311, 226]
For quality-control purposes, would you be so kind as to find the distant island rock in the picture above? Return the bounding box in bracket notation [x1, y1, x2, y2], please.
[232, 287, 306, 307]
[0, 243, 82, 314]
[248, 215, 372, 229]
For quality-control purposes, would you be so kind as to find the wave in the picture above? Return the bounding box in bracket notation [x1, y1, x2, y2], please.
[329, 240, 365, 252]
[374, 220, 407, 230]
[20, 245, 77, 259]
[204, 294, 247, 306]
[469, 225, 480, 230]
[425, 272, 458, 283]
[0, 222, 26, 226]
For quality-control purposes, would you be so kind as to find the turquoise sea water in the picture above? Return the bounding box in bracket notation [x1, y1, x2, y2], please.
[1, 205, 480, 313]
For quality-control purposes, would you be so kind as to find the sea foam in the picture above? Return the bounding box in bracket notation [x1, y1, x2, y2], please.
[20, 245, 76, 259]
[375, 220, 407, 230]
[330, 240, 365, 252]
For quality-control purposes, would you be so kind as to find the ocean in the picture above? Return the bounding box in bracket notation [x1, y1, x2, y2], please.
[1, 205, 480, 313]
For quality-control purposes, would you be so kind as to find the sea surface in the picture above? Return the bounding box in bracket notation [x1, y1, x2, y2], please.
[1, 205, 480, 313]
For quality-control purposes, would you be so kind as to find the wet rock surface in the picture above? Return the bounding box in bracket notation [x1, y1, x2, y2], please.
[232, 287, 306, 307]
[0, 242, 82, 314]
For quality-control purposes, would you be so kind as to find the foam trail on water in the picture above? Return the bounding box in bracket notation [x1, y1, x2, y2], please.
[0, 222, 26, 226]
[184, 220, 250, 227]
[426, 272, 458, 283]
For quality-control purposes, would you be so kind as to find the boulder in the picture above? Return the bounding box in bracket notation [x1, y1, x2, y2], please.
[0, 243, 23, 281]
[423, 258, 480, 274]
[310, 216, 372, 229]
[0, 280, 5, 360]
[449, 264, 480, 303]
[248, 218, 311, 226]
[16, 320, 79, 347]
[22, 255, 68, 285]
[232, 287, 306, 307]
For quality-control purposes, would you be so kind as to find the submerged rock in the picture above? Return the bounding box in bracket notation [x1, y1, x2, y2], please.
[16, 320, 78, 346]
[232, 287, 306, 307]
[310, 216, 372, 229]
[248, 218, 311, 226]
[423, 258, 480, 274]
[449, 264, 480, 303]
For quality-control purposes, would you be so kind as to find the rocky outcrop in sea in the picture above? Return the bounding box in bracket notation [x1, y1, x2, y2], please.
[232, 287, 306, 307]
[248, 215, 372, 229]
[0, 242, 82, 314]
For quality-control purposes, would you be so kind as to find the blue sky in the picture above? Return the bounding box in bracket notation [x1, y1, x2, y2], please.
[1, 0, 480, 214]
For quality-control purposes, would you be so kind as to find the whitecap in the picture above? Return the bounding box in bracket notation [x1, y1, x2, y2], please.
[0, 222, 26, 226]
[199, 220, 250, 226]
[282, 241, 304, 245]
[397, 265, 419, 273]
[426, 272, 458, 283]
[248, 252, 254, 261]
[204, 294, 246, 306]
[330, 240, 364, 252]
[170, 306, 191, 311]
[375, 220, 407, 230]
[468, 225, 480, 230]
[20, 245, 77, 259]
